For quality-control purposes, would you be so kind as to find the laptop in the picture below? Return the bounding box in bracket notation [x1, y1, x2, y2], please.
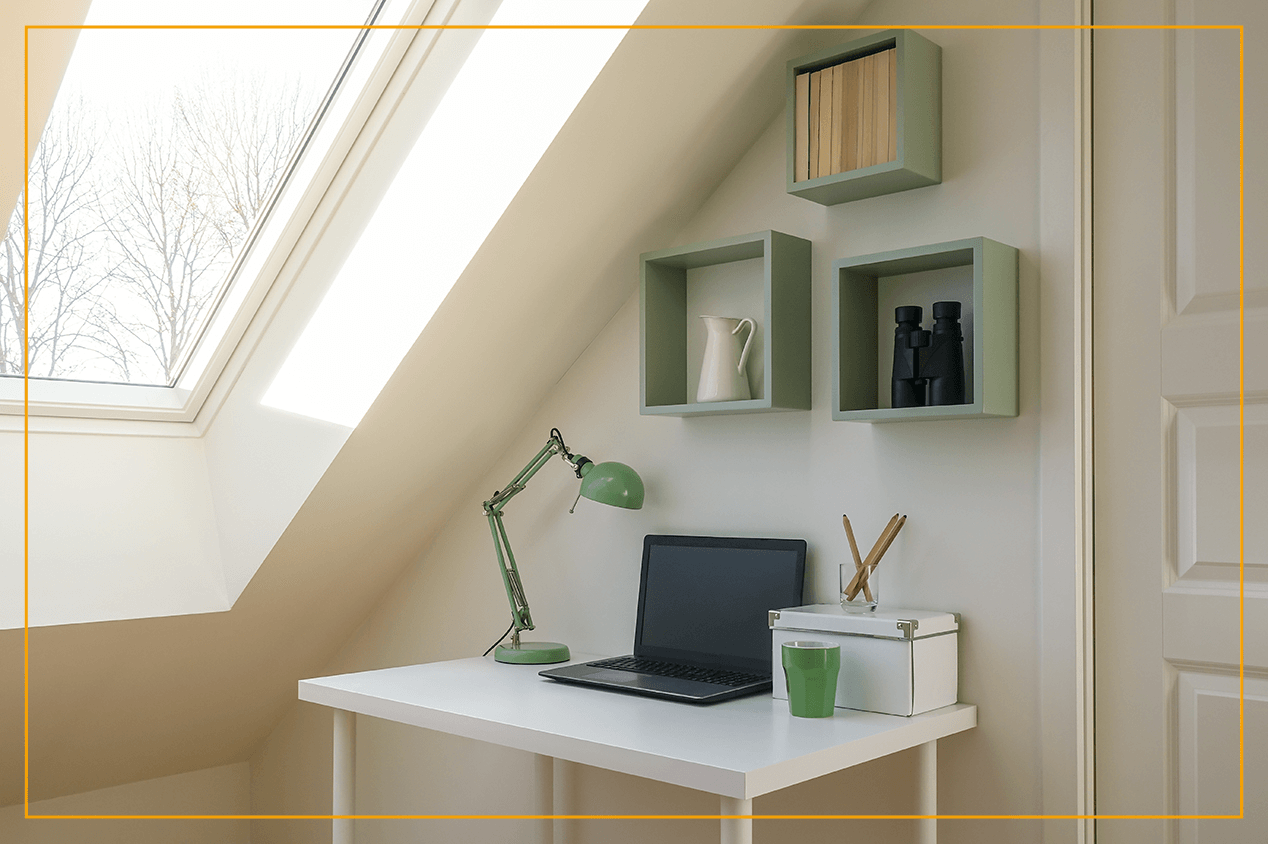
[539, 534, 806, 703]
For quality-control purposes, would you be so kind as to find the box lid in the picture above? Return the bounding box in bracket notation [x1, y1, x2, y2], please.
[769, 604, 959, 640]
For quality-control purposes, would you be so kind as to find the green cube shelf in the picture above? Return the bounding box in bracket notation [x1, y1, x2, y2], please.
[832, 237, 1018, 422]
[641, 230, 812, 416]
[787, 30, 942, 205]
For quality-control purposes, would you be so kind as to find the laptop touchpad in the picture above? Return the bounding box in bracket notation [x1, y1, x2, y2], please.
[572, 668, 640, 685]
[582, 668, 733, 693]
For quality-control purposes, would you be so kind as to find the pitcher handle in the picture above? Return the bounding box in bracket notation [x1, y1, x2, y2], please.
[733, 318, 756, 375]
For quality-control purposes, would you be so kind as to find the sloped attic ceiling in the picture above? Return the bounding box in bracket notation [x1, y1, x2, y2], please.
[1, 0, 870, 804]
[0, 1, 91, 216]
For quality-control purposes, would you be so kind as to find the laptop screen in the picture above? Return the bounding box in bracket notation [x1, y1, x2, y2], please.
[633, 535, 806, 676]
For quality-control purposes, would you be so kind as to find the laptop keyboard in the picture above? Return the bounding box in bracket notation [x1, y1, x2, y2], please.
[590, 656, 767, 688]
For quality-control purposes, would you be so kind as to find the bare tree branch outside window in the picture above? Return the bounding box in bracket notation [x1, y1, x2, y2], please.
[2, 76, 316, 386]
[0, 102, 112, 379]
[177, 74, 312, 251]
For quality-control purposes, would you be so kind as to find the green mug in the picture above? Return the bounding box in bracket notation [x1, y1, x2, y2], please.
[782, 641, 840, 718]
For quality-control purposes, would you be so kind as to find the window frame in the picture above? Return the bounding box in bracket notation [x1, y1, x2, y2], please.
[1, 0, 452, 433]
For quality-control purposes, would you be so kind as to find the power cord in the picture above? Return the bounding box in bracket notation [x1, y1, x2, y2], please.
[483, 621, 515, 657]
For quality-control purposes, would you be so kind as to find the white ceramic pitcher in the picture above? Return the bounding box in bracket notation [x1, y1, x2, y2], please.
[697, 315, 756, 402]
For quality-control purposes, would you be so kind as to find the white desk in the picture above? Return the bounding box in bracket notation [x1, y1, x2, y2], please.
[299, 655, 976, 844]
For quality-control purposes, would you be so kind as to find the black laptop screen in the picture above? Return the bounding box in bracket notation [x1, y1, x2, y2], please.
[633, 535, 806, 676]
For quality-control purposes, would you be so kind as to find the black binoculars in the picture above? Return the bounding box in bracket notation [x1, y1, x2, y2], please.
[891, 302, 966, 408]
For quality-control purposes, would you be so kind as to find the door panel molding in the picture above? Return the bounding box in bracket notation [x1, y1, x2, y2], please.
[1177, 671, 1267, 842]
[1161, 313, 1268, 403]
[1172, 402, 1268, 583]
[1163, 591, 1268, 668]
[1172, 2, 1248, 316]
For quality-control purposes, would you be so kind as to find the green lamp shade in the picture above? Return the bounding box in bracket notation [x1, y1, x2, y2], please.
[579, 461, 644, 509]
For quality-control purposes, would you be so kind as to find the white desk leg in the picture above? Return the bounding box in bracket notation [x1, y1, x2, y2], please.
[719, 796, 752, 844]
[333, 709, 356, 844]
[915, 739, 937, 844]
[552, 758, 576, 844]
[532, 754, 553, 844]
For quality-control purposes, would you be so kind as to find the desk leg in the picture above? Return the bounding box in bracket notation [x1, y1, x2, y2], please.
[719, 796, 752, 844]
[915, 739, 937, 844]
[552, 757, 576, 844]
[532, 754, 552, 844]
[333, 709, 355, 844]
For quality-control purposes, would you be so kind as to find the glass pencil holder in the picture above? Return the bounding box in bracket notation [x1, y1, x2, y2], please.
[840, 561, 879, 611]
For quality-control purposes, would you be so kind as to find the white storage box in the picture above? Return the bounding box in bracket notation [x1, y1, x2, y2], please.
[770, 604, 959, 716]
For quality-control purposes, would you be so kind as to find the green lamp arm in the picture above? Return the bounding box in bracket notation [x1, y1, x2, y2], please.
[482, 429, 589, 644]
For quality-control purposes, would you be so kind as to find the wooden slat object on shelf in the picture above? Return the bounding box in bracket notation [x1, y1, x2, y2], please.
[830, 62, 844, 175]
[841, 58, 858, 172]
[858, 52, 875, 169]
[816, 67, 833, 178]
[794, 72, 809, 181]
[874, 51, 890, 166]
[807, 70, 821, 179]
[887, 47, 898, 162]
[791, 46, 902, 182]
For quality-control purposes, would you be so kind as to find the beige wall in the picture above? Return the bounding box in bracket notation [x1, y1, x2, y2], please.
[252, 12, 1058, 844]
[0, 2, 92, 216]
[0, 763, 250, 844]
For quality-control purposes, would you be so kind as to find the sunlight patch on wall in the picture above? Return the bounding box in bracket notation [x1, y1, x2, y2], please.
[262, 0, 649, 428]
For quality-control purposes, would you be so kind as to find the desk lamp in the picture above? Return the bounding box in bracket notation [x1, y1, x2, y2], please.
[482, 428, 644, 664]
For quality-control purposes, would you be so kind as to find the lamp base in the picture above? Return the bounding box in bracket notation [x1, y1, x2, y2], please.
[494, 641, 571, 664]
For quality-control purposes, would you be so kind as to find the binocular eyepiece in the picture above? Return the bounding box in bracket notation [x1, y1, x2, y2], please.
[891, 302, 966, 408]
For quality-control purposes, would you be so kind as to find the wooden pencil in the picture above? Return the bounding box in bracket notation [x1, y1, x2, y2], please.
[846, 514, 906, 600]
[842, 515, 871, 602]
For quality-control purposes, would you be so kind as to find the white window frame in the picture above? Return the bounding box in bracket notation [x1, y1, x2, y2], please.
[0, 0, 472, 434]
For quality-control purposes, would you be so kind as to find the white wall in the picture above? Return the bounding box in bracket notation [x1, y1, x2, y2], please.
[254, 14, 1059, 843]
[2, 433, 227, 628]
[0, 762, 250, 844]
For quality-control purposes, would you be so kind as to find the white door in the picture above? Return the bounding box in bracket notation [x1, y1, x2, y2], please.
[1094, 1, 1266, 842]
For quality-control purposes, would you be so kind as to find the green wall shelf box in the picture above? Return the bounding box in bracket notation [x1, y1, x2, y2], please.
[786, 29, 941, 206]
[641, 230, 811, 417]
[832, 237, 1018, 422]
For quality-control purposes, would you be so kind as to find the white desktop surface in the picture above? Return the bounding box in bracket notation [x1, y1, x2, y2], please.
[299, 653, 976, 801]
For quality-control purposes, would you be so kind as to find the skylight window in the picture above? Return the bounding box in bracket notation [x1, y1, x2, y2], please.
[2, 0, 381, 388]
[262, 0, 650, 429]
